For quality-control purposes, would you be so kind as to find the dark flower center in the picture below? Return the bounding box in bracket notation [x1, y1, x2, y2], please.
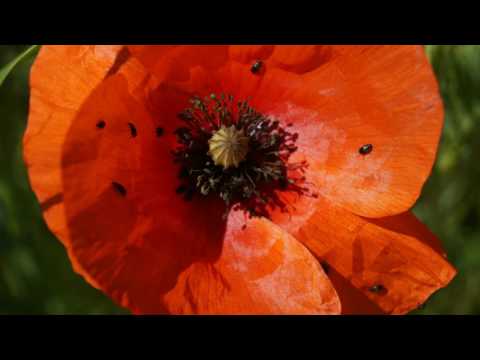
[172, 93, 312, 218]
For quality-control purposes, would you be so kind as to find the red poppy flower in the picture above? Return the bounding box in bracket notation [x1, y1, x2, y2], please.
[24, 45, 456, 314]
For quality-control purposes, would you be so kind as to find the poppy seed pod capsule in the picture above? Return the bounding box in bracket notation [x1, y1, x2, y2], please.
[208, 125, 250, 169]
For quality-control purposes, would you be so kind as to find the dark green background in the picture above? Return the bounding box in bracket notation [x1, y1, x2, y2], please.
[0, 45, 478, 314]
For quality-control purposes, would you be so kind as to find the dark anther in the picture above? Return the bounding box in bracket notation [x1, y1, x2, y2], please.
[128, 123, 137, 138]
[184, 188, 194, 201]
[173, 93, 310, 218]
[321, 261, 330, 275]
[178, 167, 189, 179]
[368, 284, 386, 293]
[112, 182, 127, 197]
[96, 120, 106, 129]
[250, 60, 263, 74]
[279, 178, 289, 190]
[359, 144, 373, 155]
[174, 127, 192, 144]
[156, 127, 164, 137]
[176, 185, 187, 194]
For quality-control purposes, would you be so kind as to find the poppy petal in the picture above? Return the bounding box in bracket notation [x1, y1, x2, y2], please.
[323, 267, 384, 315]
[61, 76, 338, 314]
[26, 52, 339, 314]
[228, 45, 275, 64]
[25, 45, 449, 314]
[128, 45, 229, 83]
[275, 195, 456, 314]
[163, 211, 340, 314]
[24, 45, 124, 245]
[268, 45, 333, 73]
[253, 46, 443, 218]
[130, 45, 443, 218]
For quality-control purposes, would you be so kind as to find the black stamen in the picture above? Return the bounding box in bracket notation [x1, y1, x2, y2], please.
[359, 144, 373, 155]
[250, 60, 263, 74]
[178, 167, 189, 179]
[128, 123, 137, 138]
[96, 120, 106, 129]
[368, 284, 386, 293]
[184, 188, 194, 201]
[172, 93, 309, 218]
[176, 185, 187, 194]
[156, 127, 164, 137]
[112, 182, 127, 197]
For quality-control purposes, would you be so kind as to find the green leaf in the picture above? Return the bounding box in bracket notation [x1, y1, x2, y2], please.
[0, 45, 40, 87]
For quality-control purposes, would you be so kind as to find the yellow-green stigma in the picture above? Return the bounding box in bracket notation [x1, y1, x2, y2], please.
[208, 125, 249, 169]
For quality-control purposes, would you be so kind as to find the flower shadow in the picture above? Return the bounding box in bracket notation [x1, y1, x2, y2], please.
[60, 73, 228, 313]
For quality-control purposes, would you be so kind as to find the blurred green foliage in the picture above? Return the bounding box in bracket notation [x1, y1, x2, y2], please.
[0, 46, 126, 314]
[0, 45, 478, 314]
[414, 46, 480, 314]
